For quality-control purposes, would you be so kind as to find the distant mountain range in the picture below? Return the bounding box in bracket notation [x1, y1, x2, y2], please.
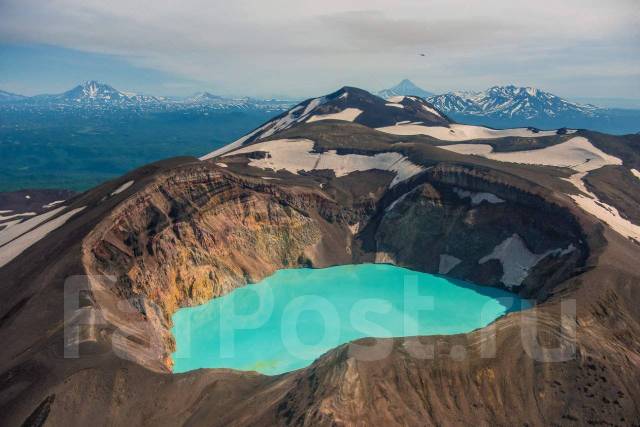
[25, 81, 164, 106]
[0, 81, 294, 113]
[3, 80, 640, 134]
[378, 80, 640, 135]
[428, 85, 599, 121]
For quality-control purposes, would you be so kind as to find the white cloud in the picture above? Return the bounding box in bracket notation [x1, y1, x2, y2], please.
[0, 0, 638, 97]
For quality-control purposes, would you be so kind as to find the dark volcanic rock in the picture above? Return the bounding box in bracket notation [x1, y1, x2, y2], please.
[0, 188, 76, 213]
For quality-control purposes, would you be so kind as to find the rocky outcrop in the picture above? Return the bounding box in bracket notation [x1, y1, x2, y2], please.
[371, 166, 587, 299]
[83, 166, 359, 370]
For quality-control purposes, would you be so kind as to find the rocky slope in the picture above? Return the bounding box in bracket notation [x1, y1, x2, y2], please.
[1, 88, 640, 426]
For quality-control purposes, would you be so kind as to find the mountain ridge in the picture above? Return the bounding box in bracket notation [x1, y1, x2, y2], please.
[3, 80, 639, 133]
[373, 81, 640, 134]
[1, 81, 295, 113]
[201, 86, 450, 159]
[427, 85, 598, 120]
[426, 85, 640, 134]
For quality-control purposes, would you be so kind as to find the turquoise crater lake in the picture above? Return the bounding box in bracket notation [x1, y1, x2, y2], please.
[171, 264, 530, 375]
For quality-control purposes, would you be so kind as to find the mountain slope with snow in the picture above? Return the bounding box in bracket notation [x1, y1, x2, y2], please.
[201, 86, 449, 159]
[427, 85, 640, 134]
[428, 85, 597, 120]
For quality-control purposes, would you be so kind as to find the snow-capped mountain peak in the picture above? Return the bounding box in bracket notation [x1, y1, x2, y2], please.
[428, 85, 598, 121]
[21, 81, 165, 107]
[187, 92, 224, 103]
[201, 86, 450, 159]
[64, 80, 129, 102]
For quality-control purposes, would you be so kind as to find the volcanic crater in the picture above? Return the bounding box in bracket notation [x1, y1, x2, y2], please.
[2, 87, 640, 426]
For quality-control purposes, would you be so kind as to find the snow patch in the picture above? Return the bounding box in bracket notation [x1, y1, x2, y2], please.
[200, 123, 271, 160]
[631, 169, 640, 180]
[563, 172, 590, 194]
[479, 234, 575, 288]
[215, 162, 228, 168]
[224, 138, 424, 187]
[111, 180, 134, 196]
[453, 188, 504, 205]
[0, 206, 67, 247]
[0, 212, 36, 221]
[348, 223, 360, 234]
[387, 96, 406, 103]
[42, 200, 65, 209]
[487, 137, 620, 172]
[439, 254, 462, 275]
[385, 191, 412, 212]
[440, 137, 621, 173]
[201, 98, 332, 160]
[0, 219, 22, 232]
[259, 105, 304, 139]
[564, 171, 640, 242]
[0, 207, 86, 268]
[570, 194, 640, 242]
[422, 105, 442, 117]
[302, 97, 325, 116]
[307, 108, 363, 123]
[439, 144, 494, 156]
[385, 103, 404, 109]
[377, 123, 570, 141]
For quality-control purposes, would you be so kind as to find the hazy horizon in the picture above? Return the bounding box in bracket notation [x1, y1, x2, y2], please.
[1, 0, 639, 100]
[4, 77, 640, 110]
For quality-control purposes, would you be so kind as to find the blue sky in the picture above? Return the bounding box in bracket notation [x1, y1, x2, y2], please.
[0, 0, 638, 99]
[0, 43, 204, 96]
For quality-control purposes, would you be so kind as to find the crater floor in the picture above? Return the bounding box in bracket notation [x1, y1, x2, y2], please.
[172, 264, 531, 375]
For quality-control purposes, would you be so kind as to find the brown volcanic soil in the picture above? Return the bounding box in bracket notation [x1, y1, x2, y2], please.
[1, 123, 640, 426]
